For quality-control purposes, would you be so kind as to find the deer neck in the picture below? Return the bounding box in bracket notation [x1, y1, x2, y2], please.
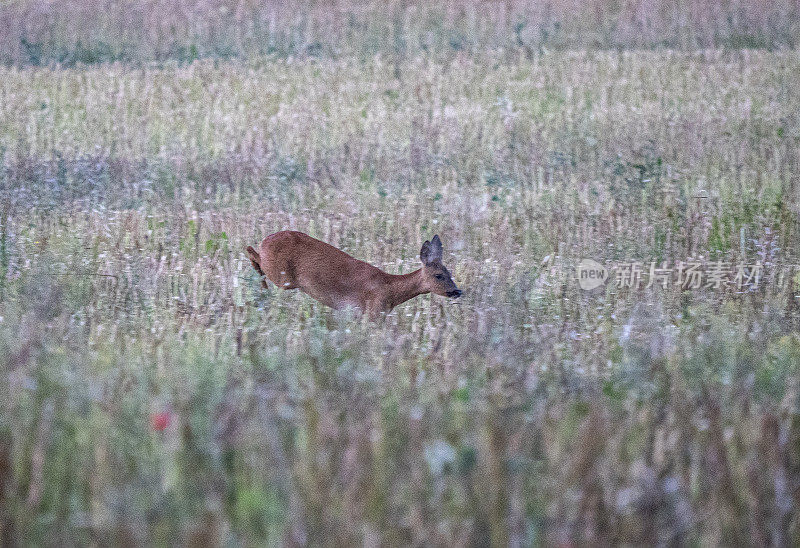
[385, 269, 429, 309]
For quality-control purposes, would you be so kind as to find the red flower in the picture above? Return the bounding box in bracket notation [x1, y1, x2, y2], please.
[150, 411, 171, 431]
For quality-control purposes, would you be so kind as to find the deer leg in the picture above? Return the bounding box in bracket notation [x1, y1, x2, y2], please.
[365, 299, 387, 320]
[246, 246, 268, 288]
[261, 252, 298, 290]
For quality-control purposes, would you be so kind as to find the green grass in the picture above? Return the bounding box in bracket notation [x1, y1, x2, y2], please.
[1, 46, 800, 545]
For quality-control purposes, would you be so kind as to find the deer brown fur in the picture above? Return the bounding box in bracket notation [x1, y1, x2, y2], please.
[246, 231, 461, 317]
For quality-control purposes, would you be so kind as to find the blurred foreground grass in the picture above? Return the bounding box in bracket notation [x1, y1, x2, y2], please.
[1, 49, 800, 545]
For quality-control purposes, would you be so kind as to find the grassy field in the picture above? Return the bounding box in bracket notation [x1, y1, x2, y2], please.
[2, 3, 800, 546]
[1, 0, 798, 65]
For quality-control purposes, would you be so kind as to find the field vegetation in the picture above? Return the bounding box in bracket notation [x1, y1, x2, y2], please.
[1, 0, 799, 65]
[1, 1, 800, 546]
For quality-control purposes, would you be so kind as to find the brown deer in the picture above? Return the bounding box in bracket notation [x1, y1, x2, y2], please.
[246, 231, 461, 317]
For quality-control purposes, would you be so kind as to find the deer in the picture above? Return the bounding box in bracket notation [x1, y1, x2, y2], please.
[246, 231, 462, 318]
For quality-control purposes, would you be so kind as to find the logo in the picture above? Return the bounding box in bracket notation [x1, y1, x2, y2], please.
[577, 259, 608, 290]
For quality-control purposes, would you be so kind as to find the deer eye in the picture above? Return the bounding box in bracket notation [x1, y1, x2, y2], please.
[435, 274, 445, 280]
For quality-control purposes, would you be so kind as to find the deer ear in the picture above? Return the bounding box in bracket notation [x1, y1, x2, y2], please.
[431, 235, 443, 255]
[421, 236, 442, 264]
[420, 240, 432, 265]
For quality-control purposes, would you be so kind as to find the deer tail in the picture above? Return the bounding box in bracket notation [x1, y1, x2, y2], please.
[246, 246, 268, 288]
